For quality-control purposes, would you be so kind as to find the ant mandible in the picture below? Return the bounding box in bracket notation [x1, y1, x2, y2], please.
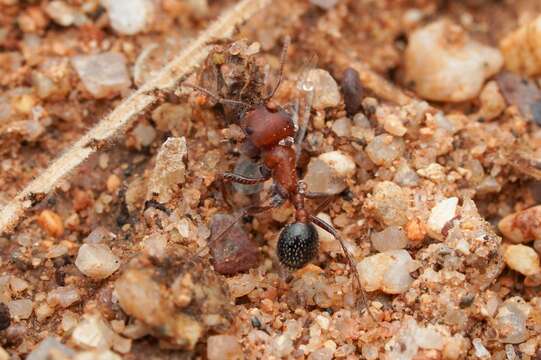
[183, 38, 372, 317]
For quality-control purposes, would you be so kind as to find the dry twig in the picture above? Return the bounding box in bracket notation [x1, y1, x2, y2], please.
[0, 0, 272, 235]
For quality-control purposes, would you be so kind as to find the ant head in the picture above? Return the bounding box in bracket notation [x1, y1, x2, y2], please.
[241, 105, 295, 148]
[277, 222, 318, 269]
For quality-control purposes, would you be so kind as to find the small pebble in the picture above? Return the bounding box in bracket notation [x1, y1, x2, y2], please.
[47, 286, 81, 308]
[498, 205, 541, 243]
[83, 227, 116, 244]
[495, 298, 530, 344]
[500, 15, 541, 76]
[75, 244, 120, 280]
[106, 174, 121, 193]
[473, 81, 506, 121]
[306, 69, 341, 110]
[101, 0, 155, 35]
[503, 244, 541, 276]
[132, 122, 157, 148]
[496, 72, 541, 124]
[331, 117, 352, 137]
[318, 151, 356, 177]
[26, 337, 75, 360]
[45, 1, 87, 27]
[72, 314, 115, 349]
[303, 158, 346, 195]
[357, 249, 418, 294]
[37, 210, 64, 237]
[207, 335, 243, 360]
[371, 226, 408, 252]
[472, 338, 491, 358]
[341, 67, 363, 116]
[367, 181, 409, 227]
[427, 197, 458, 241]
[405, 19, 502, 102]
[7, 299, 33, 320]
[209, 213, 260, 275]
[146, 137, 187, 203]
[0, 347, 7, 360]
[141, 233, 167, 260]
[72, 52, 131, 99]
[365, 134, 404, 166]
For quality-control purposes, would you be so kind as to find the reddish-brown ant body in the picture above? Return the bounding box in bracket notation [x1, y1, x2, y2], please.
[184, 38, 372, 316]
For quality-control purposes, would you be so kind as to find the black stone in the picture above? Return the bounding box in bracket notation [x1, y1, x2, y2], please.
[0, 302, 10, 331]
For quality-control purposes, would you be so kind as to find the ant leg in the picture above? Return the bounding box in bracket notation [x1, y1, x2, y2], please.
[265, 36, 291, 101]
[221, 171, 271, 185]
[218, 170, 272, 208]
[183, 83, 251, 108]
[309, 215, 376, 321]
[305, 191, 332, 199]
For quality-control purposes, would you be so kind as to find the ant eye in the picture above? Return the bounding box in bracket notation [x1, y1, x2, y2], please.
[245, 127, 254, 135]
[277, 223, 318, 269]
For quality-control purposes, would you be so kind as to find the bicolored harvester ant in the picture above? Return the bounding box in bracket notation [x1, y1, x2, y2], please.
[184, 38, 372, 317]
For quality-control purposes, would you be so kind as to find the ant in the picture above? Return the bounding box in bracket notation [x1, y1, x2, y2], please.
[183, 38, 373, 318]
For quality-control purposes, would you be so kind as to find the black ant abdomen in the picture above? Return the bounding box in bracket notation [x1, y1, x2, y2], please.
[277, 222, 319, 269]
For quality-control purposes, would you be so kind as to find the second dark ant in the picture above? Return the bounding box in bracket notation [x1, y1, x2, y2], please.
[183, 38, 373, 318]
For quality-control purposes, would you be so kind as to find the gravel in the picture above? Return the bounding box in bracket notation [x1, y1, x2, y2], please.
[75, 244, 120, 280]
[405, 19, 503, 102]
[71, 52, 131, 99]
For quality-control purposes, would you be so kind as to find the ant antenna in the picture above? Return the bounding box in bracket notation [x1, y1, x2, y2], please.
[183, 83, 251, 108]
[264, 36, 291, 101]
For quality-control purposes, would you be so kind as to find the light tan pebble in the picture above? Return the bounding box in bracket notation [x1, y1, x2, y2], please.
[71, 52, 131, 99]
[442, 334, 469, 360]
[417, 163, 446, 182]
[47, 286, 81, 308]
[405, 218, 427, 243]
[367, 181, 409, 227]
[383, 114, 407, 137]
[72, 314, 115, 349]
[106, 174, 122, 193]
[0, 347, 8, 360]
[500, 15, 541, 76]
[319, 151, 356, 177]
[427, 197, 458, 241]
[75, 244, 120, 280]
[7, 299, 33, 320]
[37, 210, 64, 237]
[141, 233, 167, 260]
[45, 1, 87, 27]
[73, 350, 122, 360]
[405, 19, 502, 102]
[473, 81, 506, 121]
[35, 303, 54, 322]
[357, 250, 418, 294]
[498, 205, 541, 243]
[102, 0, 155, 35]
[146, 137, 187, 203]
[62, 311, 78, 332]
[503, 244, 541, 276]
[306, 69, 341, 110]
[365, 134, 404, 166]
[9, 276, 28, 293]
[207, 335, 243, 360]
